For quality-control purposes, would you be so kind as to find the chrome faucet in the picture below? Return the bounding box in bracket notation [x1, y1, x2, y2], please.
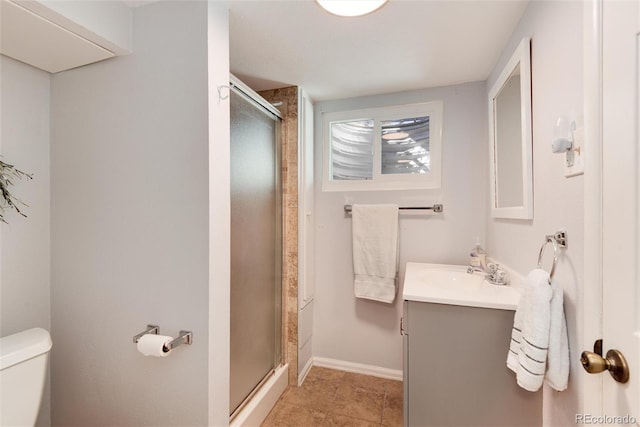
[485, 263, 508, 286]
[467, 266, 483, 274]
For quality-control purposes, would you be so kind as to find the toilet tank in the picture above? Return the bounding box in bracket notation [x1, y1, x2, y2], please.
[0, 328, 53, 427]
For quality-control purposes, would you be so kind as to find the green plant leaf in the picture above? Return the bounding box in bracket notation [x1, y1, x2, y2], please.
[0, 159, 33, 223]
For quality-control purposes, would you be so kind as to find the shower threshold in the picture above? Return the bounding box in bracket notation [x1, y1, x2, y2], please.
[230, 364, 289, 427]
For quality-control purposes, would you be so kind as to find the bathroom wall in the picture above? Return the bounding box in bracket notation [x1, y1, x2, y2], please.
[207, 2, 232, 425]
[485, 1, 584, 425]
[50, 2, 224, 425]
[312, 82, 487, 372]
[0, 55, 52, 427]
[298, 91, 315, 382]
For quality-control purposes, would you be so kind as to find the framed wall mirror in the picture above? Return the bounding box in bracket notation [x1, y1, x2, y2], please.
[488, 38, 533, 219]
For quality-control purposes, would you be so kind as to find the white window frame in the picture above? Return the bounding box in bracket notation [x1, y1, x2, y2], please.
[322, 101, 443, 192]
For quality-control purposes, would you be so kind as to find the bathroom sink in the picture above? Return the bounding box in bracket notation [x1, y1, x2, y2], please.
[417, 268, 483, 289]
[402, 262, 520, 310]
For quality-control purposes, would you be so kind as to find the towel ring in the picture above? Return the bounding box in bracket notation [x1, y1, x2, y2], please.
[536, 231, 567, 284]
[537, 236, 559, 284]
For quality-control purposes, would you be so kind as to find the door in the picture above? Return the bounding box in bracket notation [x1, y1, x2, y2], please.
[586, 0, 640, 421]
[229, 86, 282, 415]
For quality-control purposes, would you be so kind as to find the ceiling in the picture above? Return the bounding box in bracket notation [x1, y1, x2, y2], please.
[229, 0, 528, 101]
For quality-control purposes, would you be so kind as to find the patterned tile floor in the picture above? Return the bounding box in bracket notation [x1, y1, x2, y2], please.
[261, 367, 403, 427]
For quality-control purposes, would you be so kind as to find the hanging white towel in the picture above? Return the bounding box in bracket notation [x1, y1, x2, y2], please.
[507, 268, 569, 392]
[545, 279, 569, 391]
[351, 204, 399, 304]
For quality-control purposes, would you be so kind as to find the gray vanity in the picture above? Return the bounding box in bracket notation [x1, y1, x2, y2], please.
[402, 262, 542, 427]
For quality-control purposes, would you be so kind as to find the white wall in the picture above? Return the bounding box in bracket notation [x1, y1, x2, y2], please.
[313, 82, 487, 371]
[486, 2, 584, 425]
[0, 55, 52, 427]
[50, 2, 218, 425]
[298, 90, 315, 380]
[207, 2, 231, 425]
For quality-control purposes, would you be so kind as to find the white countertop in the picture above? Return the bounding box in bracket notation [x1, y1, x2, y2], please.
[402, 262, 521, 311]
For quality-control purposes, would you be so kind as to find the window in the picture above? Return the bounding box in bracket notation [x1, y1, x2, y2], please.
[322, 101, 443, 191]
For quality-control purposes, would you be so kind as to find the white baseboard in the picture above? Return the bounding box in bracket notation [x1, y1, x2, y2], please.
[298, 356, 314, 386]
[312, 357, 403, 381]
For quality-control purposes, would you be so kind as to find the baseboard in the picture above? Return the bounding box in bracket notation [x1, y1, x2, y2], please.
[298, 357, 314, 386]
[313, 357, 403, 381]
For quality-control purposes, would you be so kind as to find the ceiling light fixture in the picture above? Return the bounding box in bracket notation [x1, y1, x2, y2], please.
[315, 0, 389, 17]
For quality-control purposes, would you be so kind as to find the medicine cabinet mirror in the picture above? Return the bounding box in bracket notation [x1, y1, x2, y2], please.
[488, 38, 533, 219]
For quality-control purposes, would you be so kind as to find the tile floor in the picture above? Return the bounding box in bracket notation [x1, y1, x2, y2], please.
[261, 367, 403, 427]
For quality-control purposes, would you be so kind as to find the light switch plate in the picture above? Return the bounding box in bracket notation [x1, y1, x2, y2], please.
[565, 127, 585, 177]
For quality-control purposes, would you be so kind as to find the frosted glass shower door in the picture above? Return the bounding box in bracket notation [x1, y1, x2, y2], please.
[229, 89, 282, 415]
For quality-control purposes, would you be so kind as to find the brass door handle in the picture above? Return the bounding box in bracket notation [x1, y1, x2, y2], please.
[580, 348, 630, 383]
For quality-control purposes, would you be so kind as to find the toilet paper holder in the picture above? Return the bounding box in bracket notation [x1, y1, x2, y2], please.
[133, 324, 193, 352]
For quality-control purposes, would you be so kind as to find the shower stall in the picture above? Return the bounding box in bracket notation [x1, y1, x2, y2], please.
[229, 76, 284, 420]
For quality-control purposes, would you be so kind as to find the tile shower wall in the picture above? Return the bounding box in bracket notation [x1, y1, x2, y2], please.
[260, 86, 300, 387]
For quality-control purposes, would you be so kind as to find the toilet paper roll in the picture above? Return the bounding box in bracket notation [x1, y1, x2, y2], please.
[137, 334, 173, 357]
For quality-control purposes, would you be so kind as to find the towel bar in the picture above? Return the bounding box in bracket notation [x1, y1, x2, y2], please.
[344, 204, 443, 214]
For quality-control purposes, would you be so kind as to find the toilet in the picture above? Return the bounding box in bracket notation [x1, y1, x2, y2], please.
[0, 328, 52, 427]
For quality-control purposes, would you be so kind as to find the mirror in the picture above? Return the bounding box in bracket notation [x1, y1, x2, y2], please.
[488, 38, 533, 219]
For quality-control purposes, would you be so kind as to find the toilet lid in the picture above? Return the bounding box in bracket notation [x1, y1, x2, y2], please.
[0, 328, 52, 371]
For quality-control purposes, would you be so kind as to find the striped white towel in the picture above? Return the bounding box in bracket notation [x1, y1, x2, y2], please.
[507, 269, 554, 392]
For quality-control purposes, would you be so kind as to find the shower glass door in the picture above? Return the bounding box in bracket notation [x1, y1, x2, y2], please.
[229, 87, 282, 416]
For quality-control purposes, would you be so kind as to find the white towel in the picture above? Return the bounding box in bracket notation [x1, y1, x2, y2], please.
[545, 279, 569, 391]
[507, 269, 569, 392]
[351, 204, 399, 303]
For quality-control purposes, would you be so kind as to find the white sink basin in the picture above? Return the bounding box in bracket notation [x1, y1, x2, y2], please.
[402, 262, 521, 311]
[417, 268, 483, 289]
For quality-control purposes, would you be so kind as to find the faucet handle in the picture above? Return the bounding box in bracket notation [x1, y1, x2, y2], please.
[485, 263, 509, 285]
[497, 269, 508, 282]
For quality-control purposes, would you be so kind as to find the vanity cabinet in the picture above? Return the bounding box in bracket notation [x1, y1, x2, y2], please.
[402, 300, 542, 427]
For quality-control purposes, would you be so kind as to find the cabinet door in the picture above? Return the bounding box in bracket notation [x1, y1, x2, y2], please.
[1, 1, 115, 73]
[404, 301, 541, 427]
